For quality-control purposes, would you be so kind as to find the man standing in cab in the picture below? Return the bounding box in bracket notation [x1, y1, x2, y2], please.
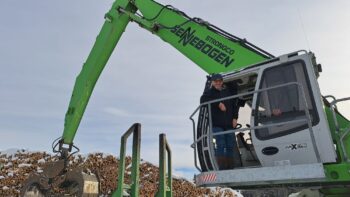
[200, 73, 241, 170]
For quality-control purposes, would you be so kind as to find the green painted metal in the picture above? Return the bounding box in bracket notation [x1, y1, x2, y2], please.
[324, 105, 350, 162]
[324, 101, 350, 158]
[321, 100, 350, 196]
[113, 123, 141, 197]
[320, 189, 350, 197]
[60, 0, 272, 145]
[133, 0, 271, 74]
[156, 133, 172, 197]
[61, 0, 136, 144]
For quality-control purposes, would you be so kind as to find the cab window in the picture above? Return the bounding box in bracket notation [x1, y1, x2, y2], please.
[254, 61, 319, 140]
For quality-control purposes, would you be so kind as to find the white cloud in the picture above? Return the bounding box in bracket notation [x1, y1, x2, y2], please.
[104, 107, 132, 118]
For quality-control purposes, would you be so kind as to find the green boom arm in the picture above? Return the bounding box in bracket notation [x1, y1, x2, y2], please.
[60, 0, 273, 147]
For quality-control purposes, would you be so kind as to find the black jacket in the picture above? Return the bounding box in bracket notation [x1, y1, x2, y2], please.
[200, 85, 239, 129]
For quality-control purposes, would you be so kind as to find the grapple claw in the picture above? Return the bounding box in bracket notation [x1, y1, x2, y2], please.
[63, 169, 99, 197]
[20, 173, 47, 197]
[21, 160, 99, 197]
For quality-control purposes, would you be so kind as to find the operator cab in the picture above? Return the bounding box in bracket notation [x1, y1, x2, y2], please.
[191, 51, 337, 188]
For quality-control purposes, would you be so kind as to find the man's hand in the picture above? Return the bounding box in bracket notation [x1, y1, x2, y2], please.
[272, 109, 282, 116]
[232, 119, 238, 128]
[218, 102, 226, 112]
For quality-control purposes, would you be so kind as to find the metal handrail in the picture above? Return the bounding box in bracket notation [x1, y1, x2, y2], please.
[190, 82, 319, 171]
[195, 107, 213, 171]
[192, 119, 308, 148]
[324, 95, 337, 103]
[329, 97, 350, 132]
[156, 134, 172, 197]
[207, 103, 218, 170]
[113, 123, 141, 197]
[214, 119, 308, 137]
[191, 82, 306, 118]
[328, 97, 350, 161]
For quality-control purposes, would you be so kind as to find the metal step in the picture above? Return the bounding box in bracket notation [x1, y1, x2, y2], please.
[196, 163, 325, 188]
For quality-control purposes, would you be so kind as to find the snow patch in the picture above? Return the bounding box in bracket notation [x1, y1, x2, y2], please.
[4, 162, 13, 167]
[37, 158, 46, 164]
[36, 167, 43, 173]
[18, 163, 32, 168]
[2, 186, 9, 190]
[0, 148, 36, 156]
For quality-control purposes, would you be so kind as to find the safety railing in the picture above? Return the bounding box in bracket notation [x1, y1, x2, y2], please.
[190, 82, 318, 172]
[326, 96, 350, 161]
[113, 124, 173, 197]
[156, 134, 173, 197]
[113, 123, 141, 197]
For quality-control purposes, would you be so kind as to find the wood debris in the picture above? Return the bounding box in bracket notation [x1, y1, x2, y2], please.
[0, 150, 237, 197]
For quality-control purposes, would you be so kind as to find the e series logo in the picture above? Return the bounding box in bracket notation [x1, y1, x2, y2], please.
[171, 26, 235, 68]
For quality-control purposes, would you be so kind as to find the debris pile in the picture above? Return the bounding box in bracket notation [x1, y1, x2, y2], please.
[0, 150, 237, 196]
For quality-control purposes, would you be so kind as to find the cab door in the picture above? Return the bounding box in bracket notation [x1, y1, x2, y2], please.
[251, 54, 336, 167]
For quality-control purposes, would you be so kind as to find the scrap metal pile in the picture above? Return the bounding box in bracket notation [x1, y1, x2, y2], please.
[0, 150, 237, 196]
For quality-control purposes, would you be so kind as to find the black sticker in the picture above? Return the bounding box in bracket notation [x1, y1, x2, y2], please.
[285, 143, 307, 150]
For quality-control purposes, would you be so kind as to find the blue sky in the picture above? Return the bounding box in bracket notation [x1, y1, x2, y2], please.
[1, 0, 349, 179]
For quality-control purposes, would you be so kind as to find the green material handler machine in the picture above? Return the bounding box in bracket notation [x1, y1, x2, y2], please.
[21, 0, 350, 196]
